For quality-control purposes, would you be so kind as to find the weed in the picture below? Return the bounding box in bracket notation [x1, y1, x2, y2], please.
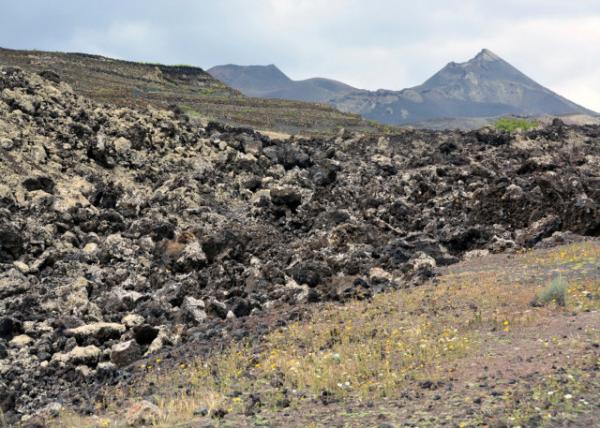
[495, 117, 538, 132]
[533, 277, 568, 307]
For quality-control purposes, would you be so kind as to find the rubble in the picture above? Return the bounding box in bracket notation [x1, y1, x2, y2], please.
[0, 66, 598, 421]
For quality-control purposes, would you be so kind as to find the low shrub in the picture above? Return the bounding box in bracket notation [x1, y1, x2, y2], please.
[495, 117, 538, 132]
[533, 277, 567, 307]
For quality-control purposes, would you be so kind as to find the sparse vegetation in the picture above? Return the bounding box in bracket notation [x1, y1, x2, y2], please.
[0, 47, 386, 136]
[57, 242, 600, 427]
[533, 277, 568, 307]
[3, 61, 599, 427]
[495, 116, 539, 132]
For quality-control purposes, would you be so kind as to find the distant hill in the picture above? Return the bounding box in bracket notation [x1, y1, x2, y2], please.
[0, 47, 382, 135]
[211, 49, 597, 127]
[336, 49, 596, 125]
[208, 64, 357, 103]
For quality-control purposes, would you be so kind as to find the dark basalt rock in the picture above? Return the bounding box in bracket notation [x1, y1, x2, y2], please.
[0, 219, 24, 262]
[270, 187, 302, 211]
[22, 176, 55, 193]
[1, 66, 599, 422]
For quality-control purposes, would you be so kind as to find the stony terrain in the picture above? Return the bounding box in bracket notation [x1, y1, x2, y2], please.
[59, 241, 600, 427]
[0, 66, 599, 425]
[0, 47, 380, 136]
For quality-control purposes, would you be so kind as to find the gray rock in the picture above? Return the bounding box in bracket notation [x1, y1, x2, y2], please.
[181, 296, 207, 323]
[64, 322, 126, 343]
[52, 345, 101, 366]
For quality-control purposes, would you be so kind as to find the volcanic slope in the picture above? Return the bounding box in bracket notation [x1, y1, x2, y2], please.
[0, 47, 379, 135]
[211, 49, 597, 127]
[208, 63, 357, 102]
[0, 67, 599, 425]
[334, 49, 597, 126]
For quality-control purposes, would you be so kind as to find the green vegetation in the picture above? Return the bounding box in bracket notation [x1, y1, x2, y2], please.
[495, 117, 539, 132]
[535, 277, 568, 307]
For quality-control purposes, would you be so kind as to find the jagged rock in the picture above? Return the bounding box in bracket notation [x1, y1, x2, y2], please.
[52, 345, 101, 366]
[502, 184, 524, 201]
[463, 249, 490, 260]
[0, 219, 23, 262]
[64, 323, 126, 343]
[407, 252, 437, 280]
[12, 261, 30, 274]
[110, 340, 142, 367]
[535, 231, 586, 249]
[1, 65, 599, 419]
[0, 317, 23, 340]
[174, 240, 207, 272]
[270, 187, 302, 210]
[0, 381, 16, 412]
[96, 361, 118, 379]
[22, 176, 55, 194]
[488, 236, 517, 253]
[181, 296, 208, 323]
[206, 299, 228, 319]
[517, 215, 562, 247]
[122, 314, 145, 328]
[228, 297, 252, 317]
[9, 334, 33, 348]
[133, 324, 159, 345]
[289, 261, 330, 288]
[145, 326, 181, 355]
[113, 288, 146, 307]
[82, 242, 99, 254]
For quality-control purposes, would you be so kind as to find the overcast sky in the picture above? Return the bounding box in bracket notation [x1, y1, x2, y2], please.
[1, 0, 599, 111]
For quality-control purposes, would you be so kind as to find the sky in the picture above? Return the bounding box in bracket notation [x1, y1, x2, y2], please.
[1, 0, 599, 111]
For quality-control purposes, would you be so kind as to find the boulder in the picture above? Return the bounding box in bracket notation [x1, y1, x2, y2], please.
[52, 345, 102, 366]
[110, 340, 142, 367]
[181, 296, 208, 323]
[125, 400, 161, 427]
[64, 322, 126, 343]
[518, 215, 561, 247]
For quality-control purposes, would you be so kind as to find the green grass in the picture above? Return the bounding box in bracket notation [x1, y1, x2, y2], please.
[495, 117, 539, 132]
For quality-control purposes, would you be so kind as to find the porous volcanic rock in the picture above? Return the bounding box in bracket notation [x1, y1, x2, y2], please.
[0, 66, 599, 422]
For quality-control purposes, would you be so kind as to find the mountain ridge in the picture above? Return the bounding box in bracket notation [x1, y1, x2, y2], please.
[210, 49, 597, 127]
[208, 63, 357, 103]
[0, 46, 381, 135]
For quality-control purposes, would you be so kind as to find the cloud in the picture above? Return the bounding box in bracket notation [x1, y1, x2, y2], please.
[0, 0, 599, 110]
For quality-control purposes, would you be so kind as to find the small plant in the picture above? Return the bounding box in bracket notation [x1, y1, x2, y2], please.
[532, 277, 567, 307]
[495, 117, 538, 132]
